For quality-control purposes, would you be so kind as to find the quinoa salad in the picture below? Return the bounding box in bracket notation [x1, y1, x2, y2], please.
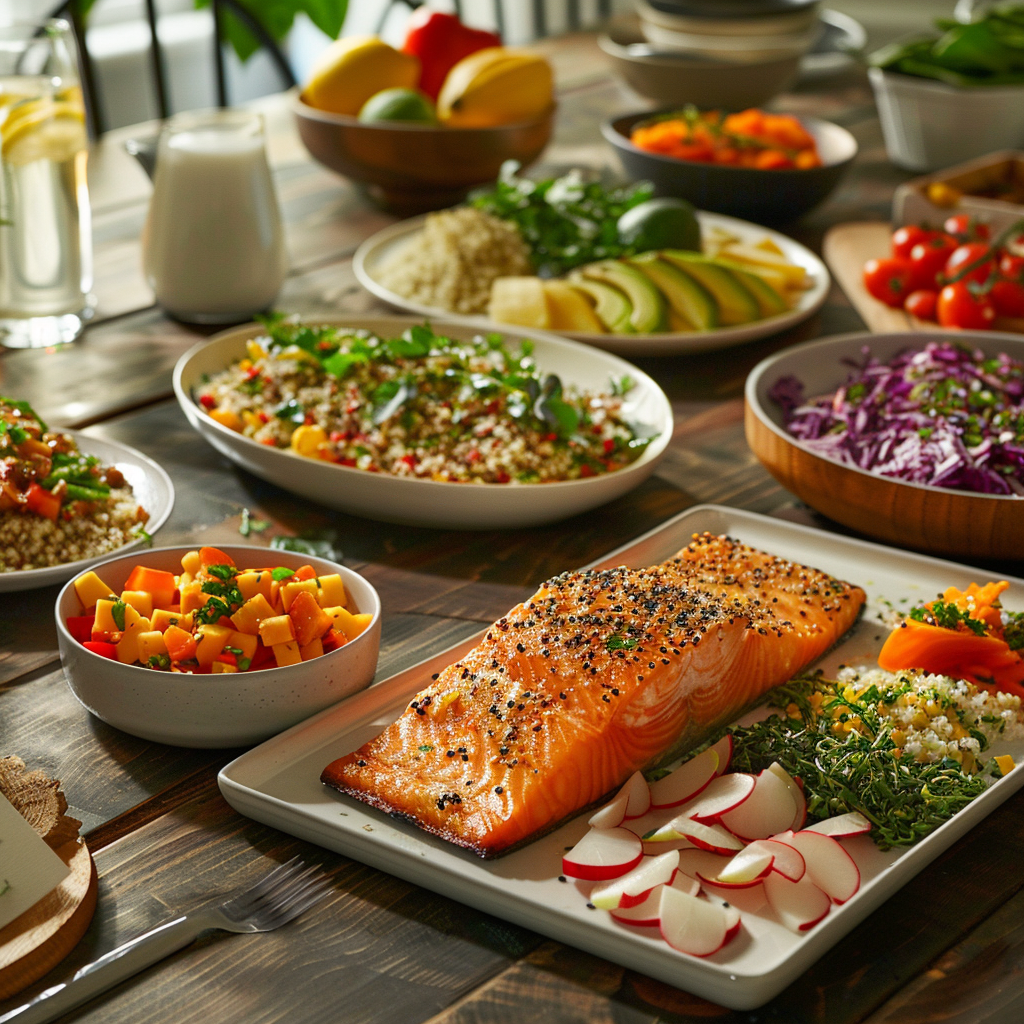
[195, 319, 656, 484]
[0, 397, 149, 573]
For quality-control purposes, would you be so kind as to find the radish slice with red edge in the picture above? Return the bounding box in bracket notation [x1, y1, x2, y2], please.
[763, 871, 831, 933]
[589, 790, 629, 829]
[708, 734, 733, 775]
[590, 850, 679, 910]
[712, 844, 775, 886]
[804, 811, 872, 838]
[621, 771, 652, 819]
[659, 886, 741, 957]
[787, 830, 860, 904]
[684, 772, 756, 822]
[766, 762, 807, 831]
[649, 748, 718, 808]
[718, 768, 796, 841]
[610, 872, 700, 925]
[759, 837, 805, 882]
[562, 827, 642, 882]
[651, 817, 744, 854]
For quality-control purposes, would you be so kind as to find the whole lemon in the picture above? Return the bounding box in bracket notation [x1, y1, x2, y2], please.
[304, 37, 420, 117]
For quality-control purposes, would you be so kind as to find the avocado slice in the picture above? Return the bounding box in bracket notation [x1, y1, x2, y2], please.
[659, 250, 760, 326]
[580, 260, 667, 333]
[712, 259, 789, 317]
[628, 253, 717, 331]
[567, 277, 634, 333]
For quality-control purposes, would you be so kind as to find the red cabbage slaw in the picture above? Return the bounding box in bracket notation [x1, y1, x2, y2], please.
[770, 342, 1024, 496]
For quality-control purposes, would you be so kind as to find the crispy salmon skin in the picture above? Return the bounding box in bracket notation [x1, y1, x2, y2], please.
[321, 533, 865, 857]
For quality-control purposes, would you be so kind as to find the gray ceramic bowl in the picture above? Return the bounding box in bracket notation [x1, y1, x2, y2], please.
[599, 17, 801, 108]
[603, 109, 857, 222]
[56, 545, 382, 748]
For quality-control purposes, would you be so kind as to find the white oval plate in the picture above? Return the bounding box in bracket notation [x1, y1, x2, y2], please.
[0, 432, 175, 593]
[353, 211, 830, 357]
[173, 316, 673, 530]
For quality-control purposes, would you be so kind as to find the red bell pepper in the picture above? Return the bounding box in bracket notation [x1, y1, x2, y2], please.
[66, 614, 95, 643]
[25, 482, 61, 521]
[83, 640, 118, 660]
[401, 9, 501, 100]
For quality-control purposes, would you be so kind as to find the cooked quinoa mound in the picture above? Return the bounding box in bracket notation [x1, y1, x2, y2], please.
[376, 207, 532, 315]
[196, 321, 652, 484]
[0, 488, 145, 572]
[835, 665, 1024, 773]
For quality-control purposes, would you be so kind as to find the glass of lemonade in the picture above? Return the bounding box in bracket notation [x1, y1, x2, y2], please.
[0, 20, 92, 348]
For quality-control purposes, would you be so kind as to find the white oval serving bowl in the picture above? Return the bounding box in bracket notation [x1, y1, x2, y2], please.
[172, 316, 673, 529]
[56, 544, 382, 748]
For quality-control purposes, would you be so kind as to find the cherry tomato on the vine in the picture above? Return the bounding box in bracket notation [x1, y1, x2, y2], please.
[904, 289, 938, 321]
[863, 257, 914, 308]
[943, 214, 991, 241]
[944, 242, 996, 286]
[991, 279, 1024, 318]
[999, 252, 1024, 280]
[908, 235, 958, 290]
[937, 281, 996, 329]
[892, 225, 937, 260]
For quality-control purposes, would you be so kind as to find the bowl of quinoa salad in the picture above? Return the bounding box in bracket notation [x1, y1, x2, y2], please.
[0, 399, 174, 592]
[173, 316, 672, 529]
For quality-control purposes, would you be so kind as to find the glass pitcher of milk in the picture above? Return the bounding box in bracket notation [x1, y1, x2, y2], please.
[142, 109, 287, 323]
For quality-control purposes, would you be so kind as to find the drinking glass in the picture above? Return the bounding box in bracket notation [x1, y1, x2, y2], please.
[141, 109, 287, 324]
[0, 20, 93, 348]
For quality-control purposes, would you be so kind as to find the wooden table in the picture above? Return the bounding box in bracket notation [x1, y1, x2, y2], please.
[3, 33, 1021, 1024]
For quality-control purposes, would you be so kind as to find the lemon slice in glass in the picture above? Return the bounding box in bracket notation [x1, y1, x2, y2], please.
[1, 101, 86, 166]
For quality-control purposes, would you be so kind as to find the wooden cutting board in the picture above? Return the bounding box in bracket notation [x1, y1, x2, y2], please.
[0, 840, 97, 1000]
[823, 221, 1024, 335]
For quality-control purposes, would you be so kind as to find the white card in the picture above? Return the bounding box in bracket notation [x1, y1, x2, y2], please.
[0, 793, 71, 930]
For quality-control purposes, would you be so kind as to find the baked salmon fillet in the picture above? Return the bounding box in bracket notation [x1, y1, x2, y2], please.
[322, 533, 865, 857]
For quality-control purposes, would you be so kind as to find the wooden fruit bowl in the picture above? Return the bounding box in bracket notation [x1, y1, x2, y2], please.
[745, 330, 1024, 560]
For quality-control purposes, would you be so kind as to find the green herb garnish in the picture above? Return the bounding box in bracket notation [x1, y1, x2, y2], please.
[606, 634, 639, 652]
[110, 600, 127, 631]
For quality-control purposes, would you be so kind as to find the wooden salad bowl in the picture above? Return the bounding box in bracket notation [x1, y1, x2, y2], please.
[745, 330, 1024, 560]
[293, 93, 555, 216]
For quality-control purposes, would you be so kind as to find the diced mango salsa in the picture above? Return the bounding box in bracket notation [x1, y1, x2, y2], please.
[70, 551, 371, 674]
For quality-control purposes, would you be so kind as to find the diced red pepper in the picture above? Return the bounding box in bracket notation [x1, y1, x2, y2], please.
[199, 394, 217, 410]
[603, 439, 616, 454]
[214, 652, 238, 668]
[322, 628, 347, 653]
[83, 640, 118, 660]
[66, 614, 95, 643]
[293, 565, 317, 582]
[25, 482, 61, 521]
[249, 643, 276, 671]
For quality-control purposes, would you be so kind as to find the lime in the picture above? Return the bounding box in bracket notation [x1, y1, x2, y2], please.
[358, 88, 436, 125]
[618, 198, 701, 254]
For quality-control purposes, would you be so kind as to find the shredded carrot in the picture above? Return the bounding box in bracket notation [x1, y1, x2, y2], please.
[629, 107, 821, 170]
[878, 581, 1024, 697]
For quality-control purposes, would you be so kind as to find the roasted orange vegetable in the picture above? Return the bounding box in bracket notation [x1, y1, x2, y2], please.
[878, 581, 1024, 697]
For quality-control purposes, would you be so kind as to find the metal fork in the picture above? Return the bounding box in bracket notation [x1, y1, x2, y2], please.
[1, 857, 332, 1024]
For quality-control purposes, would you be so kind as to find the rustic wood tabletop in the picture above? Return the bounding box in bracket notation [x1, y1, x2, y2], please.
[3, 30, 1021, 1024]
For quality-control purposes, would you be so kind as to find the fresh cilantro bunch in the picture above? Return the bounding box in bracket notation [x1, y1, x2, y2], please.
[472, 163, 654, 278]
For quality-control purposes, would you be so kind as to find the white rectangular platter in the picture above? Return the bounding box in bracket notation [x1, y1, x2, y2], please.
[218, 504, 1024, 1010]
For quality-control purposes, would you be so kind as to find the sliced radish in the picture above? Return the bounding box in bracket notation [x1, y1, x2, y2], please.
[659, 886, 741, 957]
[763, 872, 831, 933]
[648, 816, 744, 854]
[591, 851, 680, 910]
[788, 830, 861, 904]
[702, 878, 767, 914]
[713, 844, 775, 886]
[642, 836, 695, 856]
[609, 872, 700, 925]
[677, 847, 734, 881]
[705, 895, 742, 938]
[804, 812, 872, 839]
[684, 773, 756, 822]
[766, 762, 807, 831]
[589, 789, 629, 829]
[649, 748, 718, 808]
[719, 768, 797, 841]
[563, 827, 643, 882]
[759, 837, 805, 882]
[621, 771, 652, 819]
[708, 735, 734, 775]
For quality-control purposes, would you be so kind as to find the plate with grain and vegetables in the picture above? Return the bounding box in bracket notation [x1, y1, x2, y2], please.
[353, 166, 829, 357]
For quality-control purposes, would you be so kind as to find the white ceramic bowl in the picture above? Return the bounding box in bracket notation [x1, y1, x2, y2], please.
[870, 67, 1024, 172]
[173, 317, 673, 529]
[56, 545, 382, 748]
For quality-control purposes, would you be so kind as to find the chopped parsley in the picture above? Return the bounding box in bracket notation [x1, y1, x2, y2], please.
[606, 634, 639, 652]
